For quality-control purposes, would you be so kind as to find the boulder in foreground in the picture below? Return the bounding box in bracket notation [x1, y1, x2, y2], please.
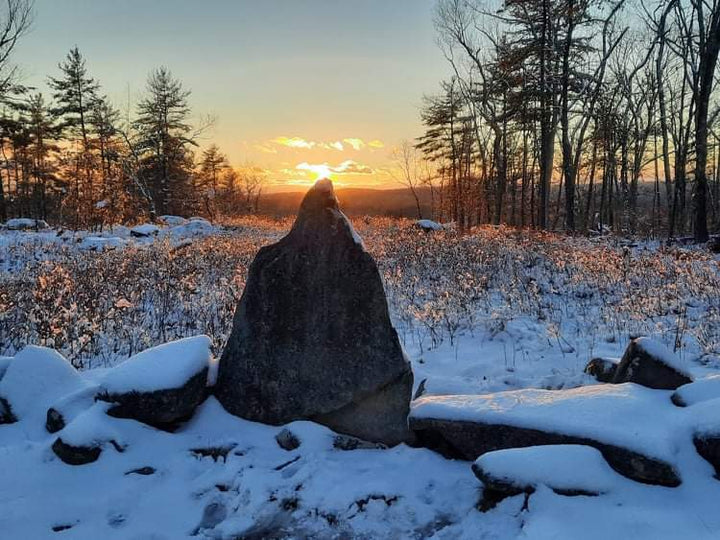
[473, 444, 618, 510]
[410, 385, 681, 487]
[216, 179, 413, 446]
[96, 336, 211, 430]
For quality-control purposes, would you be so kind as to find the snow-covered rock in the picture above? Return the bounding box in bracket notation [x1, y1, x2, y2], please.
[671, 375, 720, 407]
[473, 445, 622, 510]
[167, 219, 215, 238]
[51, 402, 124, 465]
[0, 346, 89, 432]
[129, 223, 160, 238]
[97, 336, 212, 429]
[78, 236, 127, 251]
[158, 215, 188, 226]
[613, 337, 692, 389]
[415, 219, 443, 232]
[410, 384, 681, 486]
[46, 385, 99, 434]
[5, 218, 49, 230]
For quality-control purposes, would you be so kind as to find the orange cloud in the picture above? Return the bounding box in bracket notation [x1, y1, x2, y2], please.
[296, 160, 374, 176]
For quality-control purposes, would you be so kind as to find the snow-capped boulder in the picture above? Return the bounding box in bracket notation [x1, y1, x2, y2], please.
[129, 223, 160, 238]
[5, 218, 49, 230]
[473, 445, 619, 510]
[188, 216, 211, 224]
[158, 215, 188, 226]
[216, 179, 413, 446]
[671, 375, 720, 407]
[686, 398, 720, 476]
[51, 403, 124, 465]
[410, 385, 681, 487]
[415, 219, 443, 232]
[613, 338, 692, 390]
[46, 385, 99, 433]
[168, 219, 215, 238]
[584, 357, 619, 383]
[0, 346, 89, 429]
[78, 236, 126, 251]
[96, 336, 212, 430]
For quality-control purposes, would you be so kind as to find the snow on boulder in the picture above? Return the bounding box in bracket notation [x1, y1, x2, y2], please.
[52, 402, 124, 465]
[671, 375, 720, 407]
[584, 357, 619, 383]
[4, 218, 49, 230]
[167, 219, 215, 238]
[473, 445, 620, 510]
[96, 335, 212, 430]
[78, 236, 127, 251]
[410, 384, 681, 487]
[188, 216, 211, 224]
[684, 397, 720, 476]
[415, 219, 443, 232]
[158, 215, 188, 226]
[46, 385, 99, 434]
[129, 223, 160, 238]
[0, 346, 89, 430]
[612, 337, 692, 390]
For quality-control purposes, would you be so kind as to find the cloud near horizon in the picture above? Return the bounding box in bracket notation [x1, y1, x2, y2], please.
[268, 136, 384, 153]
[296, 160, 374, 176]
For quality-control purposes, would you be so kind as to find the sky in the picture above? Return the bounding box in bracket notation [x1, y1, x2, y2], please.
[13, 0, 450, 191]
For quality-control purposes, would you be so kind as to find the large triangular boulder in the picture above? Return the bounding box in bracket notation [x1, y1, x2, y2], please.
[215, 179, 413, 445]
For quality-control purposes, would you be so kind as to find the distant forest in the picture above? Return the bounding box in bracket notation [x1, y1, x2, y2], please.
[406, 0, 720, 240]
[3, 0, 720, 240]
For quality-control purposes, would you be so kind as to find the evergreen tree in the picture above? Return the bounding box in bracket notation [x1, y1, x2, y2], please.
[134, 67, 196, 217]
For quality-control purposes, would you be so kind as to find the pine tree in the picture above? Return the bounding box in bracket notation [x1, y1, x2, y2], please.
[134, 67, 196, 217]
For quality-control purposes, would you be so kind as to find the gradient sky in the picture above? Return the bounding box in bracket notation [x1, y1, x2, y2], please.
[13, 0, 450, 190]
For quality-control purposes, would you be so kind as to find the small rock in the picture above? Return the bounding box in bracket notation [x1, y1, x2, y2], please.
[124, 466, 156, 476]
[275, 428, 301, 451]
[52, 437, 102, 465]
[333, 434, 386, 451]
[584, 357, 619, 383]
[694, 434, 720, 477]
[0, 396, 16, 424]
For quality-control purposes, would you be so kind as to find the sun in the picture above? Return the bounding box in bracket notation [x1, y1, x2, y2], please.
[308, 164, 332, 180]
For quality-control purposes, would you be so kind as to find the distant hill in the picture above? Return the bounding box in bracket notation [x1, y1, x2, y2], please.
[260, 187, 433, 218]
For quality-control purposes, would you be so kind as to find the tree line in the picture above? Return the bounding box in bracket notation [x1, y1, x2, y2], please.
[0, 2, 264, 228]
[413, 0, 720, 240]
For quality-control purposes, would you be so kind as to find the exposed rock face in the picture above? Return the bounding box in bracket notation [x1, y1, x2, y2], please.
[51, 437, 103, 465]
[216, 179, 413, 446]
[613, 338, 692, 390]
[584, 357, 619, 383]
[97, 368, 209, 431]
[694, 434, 720, 477]
[410, 418, 681, 487]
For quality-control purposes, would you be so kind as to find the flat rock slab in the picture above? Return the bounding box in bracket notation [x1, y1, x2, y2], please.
[410, 384, 681, 487]
[216, 179, 412, 445]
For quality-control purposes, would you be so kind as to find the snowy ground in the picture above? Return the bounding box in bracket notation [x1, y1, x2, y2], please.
[1, 218, 720, 538]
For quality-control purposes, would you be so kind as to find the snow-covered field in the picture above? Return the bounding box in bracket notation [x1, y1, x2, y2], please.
[1, 218, 720, 539]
